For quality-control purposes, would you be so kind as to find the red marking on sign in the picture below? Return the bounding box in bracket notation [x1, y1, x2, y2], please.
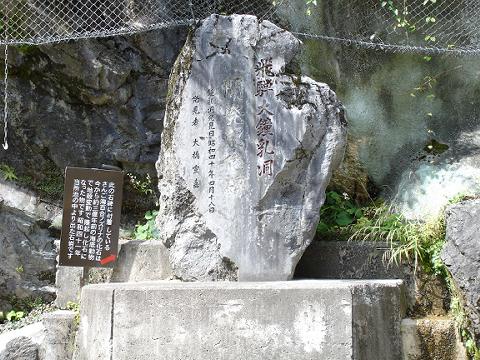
[100, 255, 116, 265]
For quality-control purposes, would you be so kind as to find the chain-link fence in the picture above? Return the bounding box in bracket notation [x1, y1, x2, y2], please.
[279, 0, 480, 56]
[0, 0, 278, 45]
[1, 1, 480, 55]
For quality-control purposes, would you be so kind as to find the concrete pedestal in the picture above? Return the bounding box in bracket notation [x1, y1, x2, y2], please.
[74, 280, 405, 360]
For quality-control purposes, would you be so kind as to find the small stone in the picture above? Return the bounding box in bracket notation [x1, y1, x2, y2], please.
[0, 337, 38, 360]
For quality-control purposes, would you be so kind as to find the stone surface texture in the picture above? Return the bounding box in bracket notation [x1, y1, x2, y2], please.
[401, 318, 467, 360]
[110, 240, 172, 282]
[441, 199, 480, 343]
[0, 181, 60, 309]
[0, 323, 44, 360]
[0, 337, 39, 360]
[75, 280, 404, 360]
[296, 241, 450, 317]
[0, 25, 189, 307]
[276, 1, 480, 219]
[54, 266, 85, 309]
[0, 311, 76, 360]
[156, 14, 347, 281]
[0, 25, 189, 225]
[40, 311, 77, 360]
[0, 26, 187, 183]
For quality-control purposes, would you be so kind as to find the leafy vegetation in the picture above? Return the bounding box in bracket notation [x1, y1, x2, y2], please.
[317, 192, 445, 272]
[5, 310, 25, 322]
[0, 296, 45, 324]
[317, 191, 363, 240]
[0, 164, 18, 181]
[349, 204, 445, 273]
[127, 172, 155, 196]
[133, 210, 159, 240]
[317, 191, 480, 357]
[66, 301, 81, 326]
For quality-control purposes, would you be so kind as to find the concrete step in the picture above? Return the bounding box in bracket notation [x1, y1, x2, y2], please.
[74, 280, 405, 360]
[55, 240, 172, 308]
[295, 241, 402, 280]
[295, 241, 451, 318]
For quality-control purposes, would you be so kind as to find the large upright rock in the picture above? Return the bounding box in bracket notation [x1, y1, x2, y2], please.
[0, 181, 60, 308]
[442, 199, 480, 343]
[156, 15, 347, 281]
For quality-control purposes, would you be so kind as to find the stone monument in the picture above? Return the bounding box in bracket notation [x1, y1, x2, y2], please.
[74, 15, 406, 360]
[156, 14, 347, 281]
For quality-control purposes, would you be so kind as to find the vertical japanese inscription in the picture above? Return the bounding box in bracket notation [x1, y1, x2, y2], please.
[189, 88, 217, 213]
[207, 88, 217, 213]
[60, 167, 124, 268]
[255, 57, 276, 177]
[192, 94, 202, 190]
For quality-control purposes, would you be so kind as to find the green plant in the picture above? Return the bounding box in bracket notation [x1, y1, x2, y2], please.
[15, 160, 64, 200]
[317, 191, 363, 236]
[331, 194, 479, 358]
[134, 210, 159, 240]
[0, 164, 18, 181]
[381, 0, 416, 32]
[127, 172, 155, 196]
[6, 310, 25, 322]
[66, 301, 80, 326]
[4, 295, 45, 318]
[305, 0, 318, 16]
[15, 265, 24, 273]
[449, 280, 480, 359]
[346, 203, 446, 272]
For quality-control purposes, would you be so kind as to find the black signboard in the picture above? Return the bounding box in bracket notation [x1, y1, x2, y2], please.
[59, 167, 124, 268]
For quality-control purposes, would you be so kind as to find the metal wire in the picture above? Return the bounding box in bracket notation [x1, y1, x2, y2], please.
[276, 0, 480, 56]
[3, 45, 8, 151]
[0, 1, 479, 54]
[0, 0, 279, 46]
[2, 1, 8, 150]
[0, 1, 477, 152]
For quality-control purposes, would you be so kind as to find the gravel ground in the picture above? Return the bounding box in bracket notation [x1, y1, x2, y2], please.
[0, 303, 57, 334]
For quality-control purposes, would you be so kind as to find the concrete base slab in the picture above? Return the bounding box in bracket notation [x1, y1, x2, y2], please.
[295, 241, 402, 280]
[75, 280, 405, 360]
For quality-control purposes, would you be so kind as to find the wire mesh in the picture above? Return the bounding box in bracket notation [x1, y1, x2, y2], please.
[278, 0, 480, 56]
[0, 0, 279, 45]
[1, 0, 480, 53]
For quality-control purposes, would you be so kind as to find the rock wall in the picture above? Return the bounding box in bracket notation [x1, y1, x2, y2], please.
[0, 181, 61, 309]
[0, 27, 188, 304]
[0, 26, 188, 213]
[279, 0, 480, 218]
[442, 199, 480, 344]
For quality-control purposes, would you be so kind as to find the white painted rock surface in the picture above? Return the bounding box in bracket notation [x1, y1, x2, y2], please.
[156, 14, 347, 281]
